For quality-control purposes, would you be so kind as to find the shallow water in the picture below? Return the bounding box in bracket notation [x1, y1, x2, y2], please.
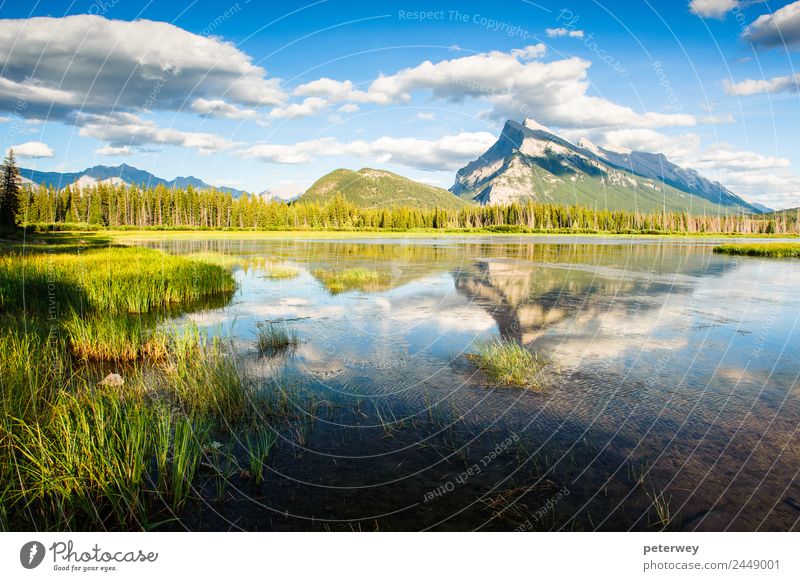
[137, 235, 800, 531]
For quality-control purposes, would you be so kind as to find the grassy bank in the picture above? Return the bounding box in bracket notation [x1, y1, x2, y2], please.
[713, 243, 800, 257]
[0, 233, 299, 531]
[17, 225, 800, 244]
[0, 238, 234, 315]
[98, 228, 799, 241]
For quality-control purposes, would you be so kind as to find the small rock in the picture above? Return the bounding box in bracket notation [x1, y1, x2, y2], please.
[99, 373, 124, 387]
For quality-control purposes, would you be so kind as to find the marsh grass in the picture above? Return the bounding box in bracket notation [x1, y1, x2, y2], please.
[245, 429, 275, 485]
[63, 312, 170, 361]
[467, 337, 550, 390]
[0, 323, 283, 530]
[313, 267, 390, 294]
[256, 322, 299, 356]
[648, 489, 672, 528]
[0, 236, 309, 531]
[713, 243, 800, 258]
[185, 252, 243, 267]
[263, 264, 300, 280]
[0, 246, 235, 315]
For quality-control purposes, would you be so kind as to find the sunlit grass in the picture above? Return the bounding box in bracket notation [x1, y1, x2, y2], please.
[256, 322, 299, 356]
[63, 312, 169, 361]
[713, 243, 800, 258]
[0, 236, 304, 531]
[263, 264, 300, 280]
[0, 246, 235, 314]
[313, 267, 390, 294]
[467, 337, 550, 390]
[184, 252, 243, 267]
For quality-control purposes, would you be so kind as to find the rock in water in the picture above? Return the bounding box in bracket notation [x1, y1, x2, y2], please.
[99, 373, 124, 387]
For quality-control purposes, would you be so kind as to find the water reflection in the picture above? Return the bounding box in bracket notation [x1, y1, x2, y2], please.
[131, 235, 800, 531]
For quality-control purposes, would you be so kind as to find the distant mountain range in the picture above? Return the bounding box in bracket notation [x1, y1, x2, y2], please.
[451, 119, 767, 214]
[297, 168, 468, 211]
[18, 163, 247, 197]
[17, 122, 770, 214]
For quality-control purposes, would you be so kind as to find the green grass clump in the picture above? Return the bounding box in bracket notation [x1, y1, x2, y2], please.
[313, 267, 390, 294]
[0, 322, 272, 530]
[256, 322, 299, 356]
[264, 264, 300, 279]
[713, 243, 800, 258]
[467, 337, 550, 390]
[63, 313, 169, 361]
[245, 429, 275, 486]
[0, 246, 235, 315]
[6, 390, 208, 522]
[185, 252, 243, 267]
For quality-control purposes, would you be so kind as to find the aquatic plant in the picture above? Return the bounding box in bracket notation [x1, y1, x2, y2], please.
[467, 337, 549, 389]
[256, 322, 299, 356]
[63, 312, 169, 361]
[263, 264, 300, 280]
[713, 243, 800, 258]
[312, 267, 390, 294]
[245, 429, 275, 486]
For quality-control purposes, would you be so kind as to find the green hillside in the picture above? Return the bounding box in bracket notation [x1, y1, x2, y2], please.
[297, 168, 469, 211]
[468, 151, 724, 214]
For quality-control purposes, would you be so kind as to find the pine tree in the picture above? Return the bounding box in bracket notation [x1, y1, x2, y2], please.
[0, 149, 22, 229]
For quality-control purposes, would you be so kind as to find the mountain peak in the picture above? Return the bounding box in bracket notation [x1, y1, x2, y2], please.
[522, 117, 554, 133]
[452, 119, 764, 214]
[576, 137, 601, 156]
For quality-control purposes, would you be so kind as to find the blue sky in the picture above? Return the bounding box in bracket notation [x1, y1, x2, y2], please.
[1, 0, 799, 207]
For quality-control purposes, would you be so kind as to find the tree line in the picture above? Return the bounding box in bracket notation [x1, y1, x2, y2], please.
[5, 164, 799, 235]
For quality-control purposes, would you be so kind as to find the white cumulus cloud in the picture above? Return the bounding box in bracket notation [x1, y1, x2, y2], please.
[0, 15, 286, 120]
[546, 27, 585, 38]
[723, 74, 800, 95]
[743, 1, 800, 48]
[288, 44, 694, 130]
[689, 0, 739, 19]
[78, 112, 238, 155]
[7, 141, 54, 158]
[190, 98, 263, 122]
[601, 129, 701, 160]
[237, 131, 497, 170]
[268, 97, 328, 119]
[94, 145, 131, 156]
[692, 143, 791, 170]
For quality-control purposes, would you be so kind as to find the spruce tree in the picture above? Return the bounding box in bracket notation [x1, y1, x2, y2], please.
[0, 149, 21, 230]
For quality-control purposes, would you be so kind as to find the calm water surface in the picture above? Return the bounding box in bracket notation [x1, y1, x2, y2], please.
[137, 235, 800, 531]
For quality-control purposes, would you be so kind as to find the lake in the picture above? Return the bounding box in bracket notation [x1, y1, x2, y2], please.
[134, 235, 800, 531]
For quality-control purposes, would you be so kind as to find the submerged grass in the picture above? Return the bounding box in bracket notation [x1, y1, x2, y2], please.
[256, 322, 299, 356]
[313, 267, 390, 294]
[264, 264, 300, 280]
[713, 243, 800, 258]
[245, 429, 275, 486]
[467, 337, 550, 390]
[184, 252, 243, 267]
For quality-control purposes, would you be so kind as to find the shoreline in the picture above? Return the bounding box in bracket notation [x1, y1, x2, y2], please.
[30, 228, 800, 242]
